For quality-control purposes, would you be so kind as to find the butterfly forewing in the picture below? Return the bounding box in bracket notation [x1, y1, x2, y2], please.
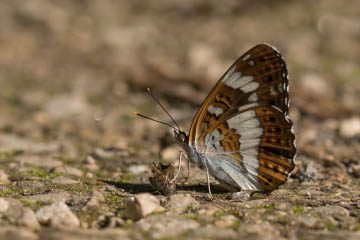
[188, 44, 296, 191]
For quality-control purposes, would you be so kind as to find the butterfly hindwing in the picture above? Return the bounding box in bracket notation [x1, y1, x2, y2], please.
[188, 44, 296, 191]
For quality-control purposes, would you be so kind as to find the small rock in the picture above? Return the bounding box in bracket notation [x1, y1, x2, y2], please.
[161, 147, 179, 161]
[44, 94, 90, 120]
[303, 162, 320, 181]
[2, 198, 24, 221]
[231, 191, 251, 201]
[123, 193, 164, 220]
[52, 176, 78, 185]
[94, 147, 129, 159]
[192, 225, 237, 239]
[0, 226, 38, 240]
[0, 169, 9, 184]
[297, 215, 318, 228]
[137, 215, 200, 239]
[274, 201, 291, 210]
[197, 204, 222, 217]
[18, 207, 40, 229]
[86, 190, 105, 209]
[98, 215, 124, 228]
[0, 198, 9, 213]
[43, 228, 129, 240]
[166, 194, 199, 214]
[85, 155, 99, 171]
[300, 73, 334, 97]
[243, 199, 268, 208]
[313, 205, 349, 217]
[0, 134, 58, 153]
[127, 164, 149, 175]
[339, 117, 360, 138]
[16, 155, 62, 169]
[298, 189, 324, 197]
[296, 230, 360, 240]
[85, 172, 94, 178]
[36, 202, 80, 228]
[107, 217, 125, 228]
[24, 192, 71, 203]
[350, 164, 360, 178]
[238, 222, 281, 239]
[85, 155, 97, 165]
[214, 214, 238, 228]
[53, 166, 83, 177]
[94, 148, 114, 159]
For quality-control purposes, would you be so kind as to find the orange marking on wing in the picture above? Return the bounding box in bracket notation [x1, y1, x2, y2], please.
[258, 155, 289, 190]
[189, 81, 225, 144]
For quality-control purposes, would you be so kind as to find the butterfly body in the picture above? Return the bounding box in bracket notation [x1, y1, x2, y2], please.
[174, 44, 296, 192]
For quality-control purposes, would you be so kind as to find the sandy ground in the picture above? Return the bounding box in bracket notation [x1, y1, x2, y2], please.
[0, 1, 359, 239]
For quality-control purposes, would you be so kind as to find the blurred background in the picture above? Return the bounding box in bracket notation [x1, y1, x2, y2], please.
[0, 0, 359, 179]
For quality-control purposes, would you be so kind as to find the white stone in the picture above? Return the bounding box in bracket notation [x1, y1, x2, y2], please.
[0, 198, 9, 213]
[52, 176, 78, 185]
[54, 166, 83, 177]
[0, 169, 9, 184]
[300, 73, 334, 97]
[86, 190, 105, 209]
[18, 207, 41, 229]
[127, 164, 150, 175]
[36, 202, 80, 228]
[339, 117, 360, 138]
[166, 193, 199, 214]
[137, 215, 200, 239]
[123, 193, 164, 220]
[231, 191, 251, 201]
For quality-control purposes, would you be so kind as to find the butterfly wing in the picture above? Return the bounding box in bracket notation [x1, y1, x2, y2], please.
[188, 44, 296, 191]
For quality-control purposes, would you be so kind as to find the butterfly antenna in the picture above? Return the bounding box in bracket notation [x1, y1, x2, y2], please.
[133, 112, 178, 131]
[146, 88, 180, 130]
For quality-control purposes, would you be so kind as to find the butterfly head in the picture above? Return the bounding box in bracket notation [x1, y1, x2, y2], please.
[174, 129, 188, 146]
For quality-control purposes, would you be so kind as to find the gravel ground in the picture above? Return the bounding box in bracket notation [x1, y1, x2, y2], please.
[0, 1, 360, 239]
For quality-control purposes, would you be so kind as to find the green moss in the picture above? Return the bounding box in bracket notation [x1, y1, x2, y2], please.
[57, 182, 98, 194]
[332, 192, 341, 198]
[250, 193, 265, 200]
[213, 211, 224, 218]
[354, 224, 360, 231]
[226, 209, 240, 217]
[293, 205, 305, 215]
[186, 205, 196, 213]
[18, 198, 47, 210]
[0, 151, 19, 161]
[229, 220, 241, 229]
[185, 214, 202, 223]
[29, 169, 48, 178]
[326, 224, 337, 231]
[277, 216, 290, 225]
[0, 188, 16, 197]
[120, 172, 134, 183]
[262, 203, 275, 209]
[105, 194, 126, 209]
[149, 209, 167, 215]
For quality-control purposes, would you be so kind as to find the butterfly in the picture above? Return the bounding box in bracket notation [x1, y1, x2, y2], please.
[136, 44, 296, 196]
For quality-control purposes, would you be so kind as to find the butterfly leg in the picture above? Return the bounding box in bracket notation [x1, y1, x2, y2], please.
[204, 159, 213, 199]
[186, 159, 191, 182]
[169, 151, 184, 183]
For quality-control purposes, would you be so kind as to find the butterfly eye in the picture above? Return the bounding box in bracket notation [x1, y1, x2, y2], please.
[179, 132, 187, 143]
[180, 134, 185, 141]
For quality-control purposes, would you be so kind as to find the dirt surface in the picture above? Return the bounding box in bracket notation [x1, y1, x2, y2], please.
[0, 1, 360, 239]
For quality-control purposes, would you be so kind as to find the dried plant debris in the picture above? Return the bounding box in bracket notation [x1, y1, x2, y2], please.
[149, 162, 177, 196]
